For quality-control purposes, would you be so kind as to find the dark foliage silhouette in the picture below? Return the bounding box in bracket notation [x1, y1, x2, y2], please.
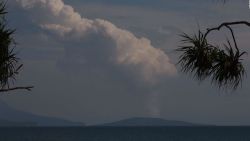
[177, 1, 249, 90]
[0, 1, 33, 92]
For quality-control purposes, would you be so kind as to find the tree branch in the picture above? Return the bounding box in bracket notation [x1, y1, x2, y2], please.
[225, 25, 239, 51]
[0, 86, 34, 92]
[204, 21, 250, 38]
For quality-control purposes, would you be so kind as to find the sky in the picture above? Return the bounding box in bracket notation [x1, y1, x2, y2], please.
[1, 0, 250, 126]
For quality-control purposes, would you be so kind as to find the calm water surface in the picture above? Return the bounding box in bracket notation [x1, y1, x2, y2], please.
[0, 127, 250, 141]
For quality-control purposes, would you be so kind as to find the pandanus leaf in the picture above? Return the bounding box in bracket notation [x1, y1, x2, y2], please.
[177, 31, 246, 90]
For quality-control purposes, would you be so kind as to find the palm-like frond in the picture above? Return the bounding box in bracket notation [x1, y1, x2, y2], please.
[177, 31, 247, 90]
[0, 2, 21, 89]
[177, 31, 218, 80]
[211, 40, 246, 89]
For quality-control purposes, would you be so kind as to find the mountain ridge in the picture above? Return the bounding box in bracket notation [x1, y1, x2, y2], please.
[0, 99, 84, 127]
[97, 117, 202, 127]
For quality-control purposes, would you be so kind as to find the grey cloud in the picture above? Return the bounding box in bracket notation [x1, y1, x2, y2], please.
[16, 0, 176, 84]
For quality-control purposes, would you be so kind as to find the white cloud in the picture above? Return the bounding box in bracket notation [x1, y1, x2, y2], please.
[16, 0, 176, 83]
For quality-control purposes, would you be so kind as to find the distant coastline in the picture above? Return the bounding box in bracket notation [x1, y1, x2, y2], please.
[0, 100, 84, 127]
[94, 117, 207, 127]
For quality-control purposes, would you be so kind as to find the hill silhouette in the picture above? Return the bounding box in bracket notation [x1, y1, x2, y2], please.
[98, 117, 201, 127]
[0, 100, 84, 127]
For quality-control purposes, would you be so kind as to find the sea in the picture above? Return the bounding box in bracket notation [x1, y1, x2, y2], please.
[0, 126, 250, 141]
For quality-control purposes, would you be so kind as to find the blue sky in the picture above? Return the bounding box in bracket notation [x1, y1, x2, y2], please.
[1, 0, 250, 125]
